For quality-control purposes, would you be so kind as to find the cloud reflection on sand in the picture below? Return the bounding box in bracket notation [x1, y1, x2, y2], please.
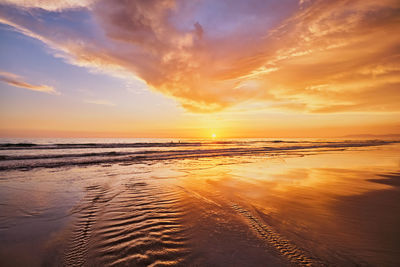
[0, 141, 399, 266]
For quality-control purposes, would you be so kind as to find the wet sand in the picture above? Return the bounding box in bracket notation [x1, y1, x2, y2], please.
[1, 142, 400, 266]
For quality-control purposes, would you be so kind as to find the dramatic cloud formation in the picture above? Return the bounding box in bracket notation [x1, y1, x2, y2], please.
[0, 0, 94, 11]
[0, 0, 399, 112]
[0, 71, 57, 94]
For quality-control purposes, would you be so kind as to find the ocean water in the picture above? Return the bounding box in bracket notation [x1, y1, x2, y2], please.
[0, 138, 399, 266]
[0, 137, 395, 171]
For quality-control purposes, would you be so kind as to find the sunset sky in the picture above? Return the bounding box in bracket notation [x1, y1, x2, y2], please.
[0, 0, 399, 138]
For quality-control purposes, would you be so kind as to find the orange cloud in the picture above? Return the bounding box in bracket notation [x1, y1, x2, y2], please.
[0, 0, 95, 11]
[0, 71, 58, 94]
[0, 0, 399, 112]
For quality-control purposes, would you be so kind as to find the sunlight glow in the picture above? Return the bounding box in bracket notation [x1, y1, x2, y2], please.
[0, 0, 399, 138]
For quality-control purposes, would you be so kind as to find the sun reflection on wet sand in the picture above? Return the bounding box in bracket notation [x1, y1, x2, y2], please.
[174, 144, 400, 266]
[0, 143, 399, 266]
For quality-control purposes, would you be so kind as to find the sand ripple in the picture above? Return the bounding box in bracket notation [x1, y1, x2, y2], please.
[231, 203, 323, 266]
[64, 181, 189, 266]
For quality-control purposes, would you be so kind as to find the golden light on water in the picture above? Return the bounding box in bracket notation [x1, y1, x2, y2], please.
[0, 1, 400, 266]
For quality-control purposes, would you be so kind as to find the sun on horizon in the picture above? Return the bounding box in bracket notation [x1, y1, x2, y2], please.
[0, 0, 399, 138]
[0, 1, 400, 266]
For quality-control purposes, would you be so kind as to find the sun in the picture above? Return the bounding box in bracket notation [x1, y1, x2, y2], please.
[211, 133, 216, 139]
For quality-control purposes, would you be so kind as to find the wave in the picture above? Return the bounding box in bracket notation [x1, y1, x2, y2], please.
[0, 140, 305, 150]
[0, 139, 393, 150]
[0, 140, 396, 171]
[0, 142, 203, 150]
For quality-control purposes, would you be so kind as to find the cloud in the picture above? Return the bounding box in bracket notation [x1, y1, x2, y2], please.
[0, 0, 95, 11]
[0, 71, 58, 94]
[0, 0, 399, 112]
[84, 99, 115, 106]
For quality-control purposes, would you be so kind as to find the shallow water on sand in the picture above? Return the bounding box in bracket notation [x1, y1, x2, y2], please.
[0, 139, 399, 266]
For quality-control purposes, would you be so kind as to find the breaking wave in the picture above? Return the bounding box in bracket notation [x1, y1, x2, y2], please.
[0, 139, 396, 171]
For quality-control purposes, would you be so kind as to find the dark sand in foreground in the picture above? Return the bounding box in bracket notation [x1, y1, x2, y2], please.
[1, 142, 400, 266]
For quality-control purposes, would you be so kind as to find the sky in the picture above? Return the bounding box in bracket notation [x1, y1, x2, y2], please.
[0, 0, 399, 138]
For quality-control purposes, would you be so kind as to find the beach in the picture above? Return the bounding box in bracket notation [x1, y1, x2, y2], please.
[2, 1, 399, 266]
[0, 138, 399, 266]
